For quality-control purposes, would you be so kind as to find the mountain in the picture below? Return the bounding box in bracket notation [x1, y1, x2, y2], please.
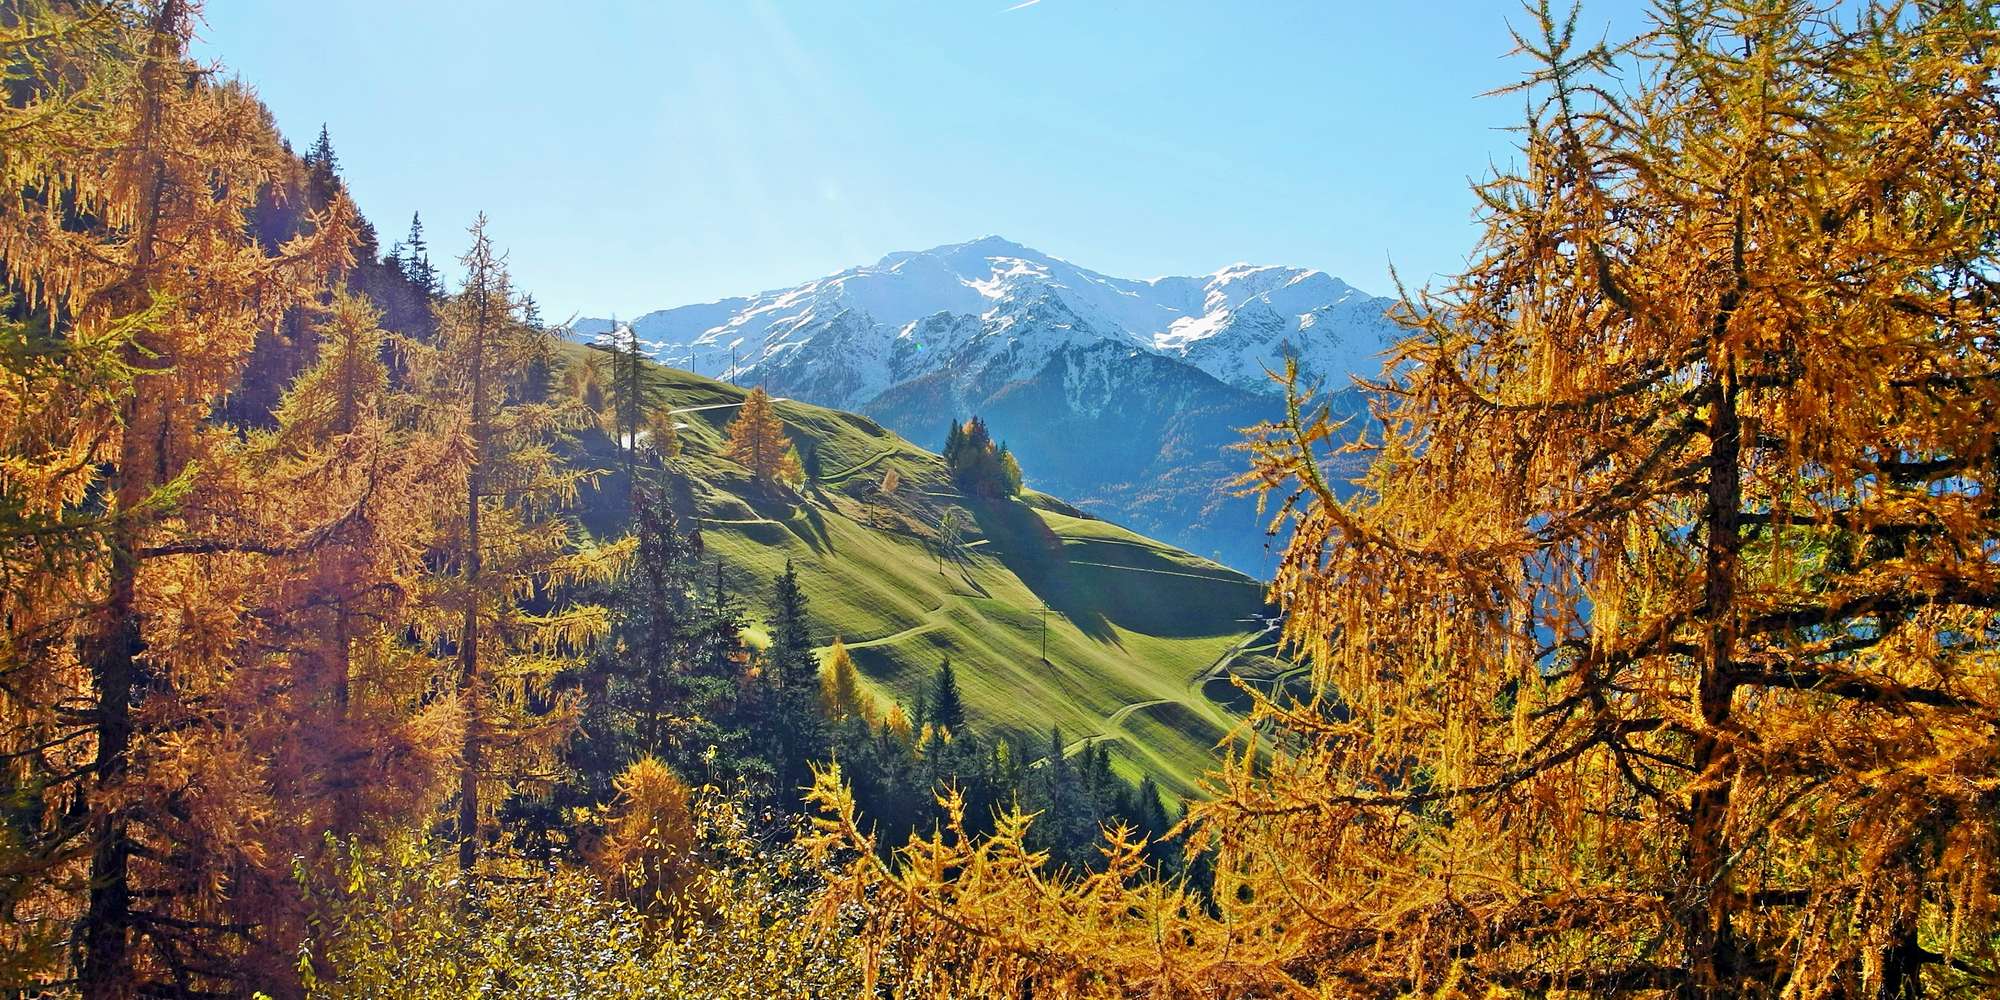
[576, 237, 1400, 573]
[563, 341, 1285, 797]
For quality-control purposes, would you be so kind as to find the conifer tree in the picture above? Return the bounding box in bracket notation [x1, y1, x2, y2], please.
[597, 321, 672, 483]
[402, 215, 620, 871]
[882, 702, 913, 745]
[622, 485, 702, 756]
[818, 638, 871, 724]
[724, 386, 801, 488]
[769, 560, 814, 690]
[304, 122, 341, 209]
[766, 560, 826, 793]
[0, 2, 365, 988]
[1134, 775, 1170, 844]
[928, 658, 966, 735]
[943, 416, 1021, 498]
[807, 5, 2000, 996]
[400, 211, 440, 298]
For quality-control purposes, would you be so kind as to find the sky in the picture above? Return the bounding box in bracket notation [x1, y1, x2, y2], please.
[194, 1, 1652, 321]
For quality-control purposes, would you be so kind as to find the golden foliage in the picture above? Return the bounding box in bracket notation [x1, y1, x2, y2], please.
[805, 3, 2000, 997]
[299, 792, 868, 999]
[725, 386, 802, 487]
[398, 215, 623, 871]
[591, 757, 699, 913]
[0, 7, 608, 990]
[819, 637, 873, 724]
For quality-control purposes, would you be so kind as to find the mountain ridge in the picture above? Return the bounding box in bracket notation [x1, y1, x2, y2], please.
[574, 235, 1400, 397]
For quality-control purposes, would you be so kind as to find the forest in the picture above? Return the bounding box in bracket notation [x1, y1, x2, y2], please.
[2, 0, 1997, 997]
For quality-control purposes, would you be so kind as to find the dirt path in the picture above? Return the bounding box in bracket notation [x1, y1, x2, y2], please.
[821, 448, 897, 483]
[1066, 559, 1262, 586]
[1031, 618, 1281, 769]
[813, 599, 952, 654]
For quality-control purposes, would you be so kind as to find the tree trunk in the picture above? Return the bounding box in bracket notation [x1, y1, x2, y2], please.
[457, 283, 489, 872]
[81, 5, 181, 992]
[79, 512, 138, 1000]
[1685, 358, 1743, 998]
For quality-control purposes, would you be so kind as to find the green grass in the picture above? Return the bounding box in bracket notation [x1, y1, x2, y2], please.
[563, 342, 1279, 798]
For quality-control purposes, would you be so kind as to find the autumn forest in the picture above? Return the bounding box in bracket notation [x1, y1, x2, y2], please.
[3, 1, 1999, 997]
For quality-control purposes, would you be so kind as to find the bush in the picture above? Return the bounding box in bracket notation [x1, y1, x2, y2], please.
[296, 792, 869, 998]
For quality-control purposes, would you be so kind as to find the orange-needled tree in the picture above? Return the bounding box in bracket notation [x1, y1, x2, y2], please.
[725, 387, 802, 489]
[805, 3, 2000, 997]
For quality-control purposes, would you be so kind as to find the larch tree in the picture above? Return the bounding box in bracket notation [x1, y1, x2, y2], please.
[819, 638, 871, 725]
[805, 3, 2000, 998]
[400, 216, 624, 872]
[159, 285, 464, 986]
[725, 386, 802, 488]
[0, 1, 375, 991]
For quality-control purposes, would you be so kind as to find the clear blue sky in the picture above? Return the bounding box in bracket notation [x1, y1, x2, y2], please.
[194, 1, 1649, 320]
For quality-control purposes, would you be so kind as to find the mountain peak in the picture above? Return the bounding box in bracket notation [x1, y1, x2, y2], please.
[956, 234, 1035, 254]
[876, 234, 1045, 270]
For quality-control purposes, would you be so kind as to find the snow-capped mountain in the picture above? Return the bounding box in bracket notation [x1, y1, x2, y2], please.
[578, 237, 1396, 573]
[576, 236, 1400, 403]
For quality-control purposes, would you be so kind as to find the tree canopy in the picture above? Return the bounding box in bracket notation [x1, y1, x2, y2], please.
[806, 3, 2000, 996]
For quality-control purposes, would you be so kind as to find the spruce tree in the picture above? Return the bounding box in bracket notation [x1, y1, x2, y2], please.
[623, 485, 702, 756]
[305, 123, 341, 209]
[929, 658, 966, 735]
[766, 559, 825, 795]
[400, 211, 440, 298]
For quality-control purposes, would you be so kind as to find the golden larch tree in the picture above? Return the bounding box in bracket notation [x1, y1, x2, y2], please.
[805, 3, 2000, 997]
[398, 216, 624, 872]
[0, 1, 383, 991]
[725, 386, 802, 488]
[819, 638, 872, 724]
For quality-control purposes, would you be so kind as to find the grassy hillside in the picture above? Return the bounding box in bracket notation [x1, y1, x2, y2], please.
[563, 342, 1282, 799]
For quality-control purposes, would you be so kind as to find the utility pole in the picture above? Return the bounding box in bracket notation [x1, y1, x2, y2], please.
[729, 345, 737, 386]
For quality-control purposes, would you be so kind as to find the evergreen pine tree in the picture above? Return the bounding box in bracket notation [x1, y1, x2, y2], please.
[623, 485, 702, 757]
[305, 123, 341, 209]
[929, 658, 966, 735]
[766, 560, 825, 795]
[400, 211, 440, 298]
[943, 419, 964, 465]
[1135, 775, 1170, 842]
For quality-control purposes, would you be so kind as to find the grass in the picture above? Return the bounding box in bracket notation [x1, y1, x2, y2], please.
[562, 341, 1277, 799]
